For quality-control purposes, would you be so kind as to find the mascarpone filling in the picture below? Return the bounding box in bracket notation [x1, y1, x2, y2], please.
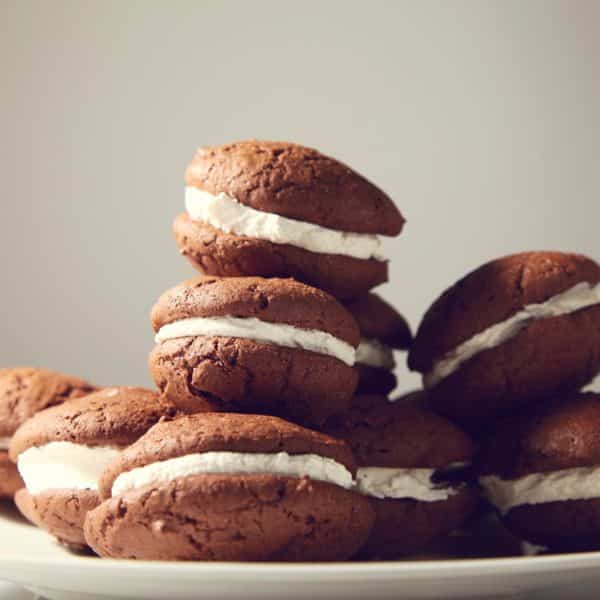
[0, 437, 11, 451]
[480, 465, 600, 514]
[425, 282, 600, 389]
[155, 315, 356, 366]
[355, 337, 396, 369]
[356, 466, 458, 502]
[17, 441, 122, 495]
[185, 187, 386, 261]
[111, 451, 354, 496]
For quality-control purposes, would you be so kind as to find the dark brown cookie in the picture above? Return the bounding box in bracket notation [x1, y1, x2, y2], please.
[409, 251, 600, 425]
[151, 275, 359, 344]
[10, 387, 178, 549]
[324, 395, 474, 468]
[477, 393, 600, 550]
[149, 276, 360, 426]
[360, 488, 479, 559]
[86, 474, 374, 561]
[174, 215, 388, 300]
[0, 452, 23, 499]
[10, 387, 177, 459]
[176, 141, 405, 299]
[0, 367, 95, 439]
[19, 489, 98, 551]
[185, 141, 403, 236]
[344, 294, 412, 350]
[14, 488, 40, 526]
[324, 396, 476, 558]
[86, 413, 374, 561]
[98, 412, 356, 498]
[344, 294, 412, 394]
[478, 392, 600, 478]
[354, 364, 397, 395]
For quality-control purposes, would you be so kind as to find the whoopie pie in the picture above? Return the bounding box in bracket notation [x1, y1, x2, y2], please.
[149, 275, 360, 426]
[324, 395, 477, 558]
[409, 251, 600, 427]
[173, 140, 405, 299]
[478, 392, 600, 552]
[84, 413, 374, 561]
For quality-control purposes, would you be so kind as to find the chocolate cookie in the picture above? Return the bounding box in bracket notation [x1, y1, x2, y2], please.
[174, 141, 405, 299]
[9, 387, 177, 550]
[409, 251, 600, 427]
[0, 452, 22, 499]
[344, 294, 412, 394]
[149, 275, 360, 426]
[0, 367, 95, 499]
[324, 395, 477, 558]
[478, 392, 600, 551]
[84, 412, 374, 561]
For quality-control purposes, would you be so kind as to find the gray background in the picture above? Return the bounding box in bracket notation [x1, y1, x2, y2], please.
[1, 0, 598, 394]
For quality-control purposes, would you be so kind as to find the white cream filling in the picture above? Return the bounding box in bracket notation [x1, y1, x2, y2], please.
[0, 437, 11, 451]
[17, 441, 122, 495]
[155, 315, 356, 366]
[185, 187, 386, 261]
[425, 281, 600, 389]
[480, 466, 600, 514]
[356, 467, 457, 502]
[111, 451, 354, 497]
[521, 541, 548, 556]
[355, 337, 396, 369]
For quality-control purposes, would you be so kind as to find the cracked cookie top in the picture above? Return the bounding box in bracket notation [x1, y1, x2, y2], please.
[323, 395, 474, 469]
[151, 275, 360, 347]
[185, 140, 404, 236]
[409, 251, 600, 373]
[343, 293, 412, 349]
[98, 412, 358, 498]
[0, 367, 96, 439]
[9, 387, 178, 459]
[477, 392, 600, 478]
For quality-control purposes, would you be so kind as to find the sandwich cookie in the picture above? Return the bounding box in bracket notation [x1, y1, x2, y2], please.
[149, 276, 360, 426]
[344, 293, 412, 394]
[0, 367, 95, 499]
[84, 413, 374, 561]
[324, 395, 477, 558]
[9, 387, 177, 550]
[478, 392, 600, 551]
[174, 140, 405, 299]
[409, 252, 600, 427]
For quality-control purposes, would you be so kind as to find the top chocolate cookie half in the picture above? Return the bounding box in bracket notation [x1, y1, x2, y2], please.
[10, 387, 177, 459]
[409, 251, 600, 385]
[185, 140, 404, 236]
[98, 412, 357, 500]
[324, 395, 474, 470]
[477, 392, 600, 479]
[0, 367, 95, 440]
[151, 275, 360, 352]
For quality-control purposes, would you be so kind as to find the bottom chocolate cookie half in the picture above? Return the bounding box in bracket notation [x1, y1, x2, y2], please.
[355, 365, 397, 395]
[14, 488, 41, 526]
[503, 499, 600, 552]
[173, 215, 388, 300]
[149, 336, 358, 427]
[359, 487, 479, 559]
[85, 474, 374, 561]
[17, 489, 99, 551]
[0, 452, 23, 499]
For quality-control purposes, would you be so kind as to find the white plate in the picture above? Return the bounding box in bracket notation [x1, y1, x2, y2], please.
[1, 501, 598, 600]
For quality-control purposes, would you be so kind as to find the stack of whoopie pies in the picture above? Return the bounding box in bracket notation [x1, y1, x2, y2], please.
[3, 140, 600, 562]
